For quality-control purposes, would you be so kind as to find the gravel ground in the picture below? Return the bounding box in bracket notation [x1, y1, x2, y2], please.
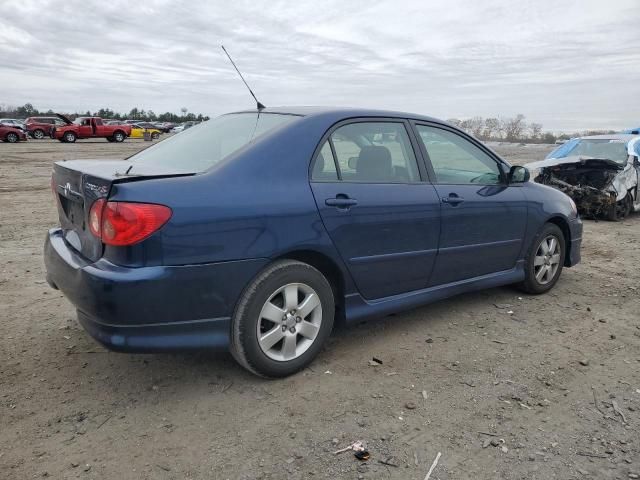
[1, 139, 639, 480]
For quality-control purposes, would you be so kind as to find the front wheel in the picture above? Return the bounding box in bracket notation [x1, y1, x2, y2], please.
[5, 132, 19, 143]
[106, 137, 115, 142]
[32, 129, 45, 139]
[607, 194, 632, 221]
[113, 131, 125, 142]
[64, 132, 76, 143]
[151, 132, 159, 140]
[230, 260, 335, 377]
[518, 223, 566, 294]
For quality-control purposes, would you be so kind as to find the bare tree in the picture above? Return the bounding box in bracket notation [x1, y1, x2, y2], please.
[446, 118, 462, 128]
[468, 116, 484, 138]
[529, 122, 543, 140]
[502, 114, 527, 142]
[483, 117, 500, 139]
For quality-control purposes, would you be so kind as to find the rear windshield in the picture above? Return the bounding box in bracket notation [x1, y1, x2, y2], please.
[128, 113, 299, 174]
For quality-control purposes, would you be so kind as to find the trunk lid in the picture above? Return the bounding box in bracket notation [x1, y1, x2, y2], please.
[53, 159, 193, 261]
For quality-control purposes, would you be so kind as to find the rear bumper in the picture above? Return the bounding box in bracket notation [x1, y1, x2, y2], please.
[44, 228, 268, 352]
[77, 311, 231, 353]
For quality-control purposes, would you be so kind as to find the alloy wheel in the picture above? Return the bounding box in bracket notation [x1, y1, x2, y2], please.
[533, 235, 561, 285]
[256, 282, 322, 361]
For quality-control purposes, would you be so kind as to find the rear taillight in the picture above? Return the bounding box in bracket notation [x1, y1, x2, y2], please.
[88, 200, 171, 246]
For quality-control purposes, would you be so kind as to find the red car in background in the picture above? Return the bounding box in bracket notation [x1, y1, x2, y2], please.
[1, 125, 28, 143]
[24, 116, 69, 139]
[53, 115, 132, 143]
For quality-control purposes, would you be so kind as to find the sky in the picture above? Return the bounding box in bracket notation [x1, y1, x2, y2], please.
[1, 0, 638, 131]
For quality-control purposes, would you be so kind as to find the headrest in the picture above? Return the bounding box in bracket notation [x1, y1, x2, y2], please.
[356, 146, 393, 181]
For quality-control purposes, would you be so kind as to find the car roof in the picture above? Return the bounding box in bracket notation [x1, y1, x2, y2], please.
[230, 106, 442, 123]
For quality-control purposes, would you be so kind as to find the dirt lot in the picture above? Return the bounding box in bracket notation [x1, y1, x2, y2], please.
[1, 139, 639, 480]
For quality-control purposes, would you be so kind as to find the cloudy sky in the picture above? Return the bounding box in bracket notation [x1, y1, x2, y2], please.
[1, 0, 638, 131]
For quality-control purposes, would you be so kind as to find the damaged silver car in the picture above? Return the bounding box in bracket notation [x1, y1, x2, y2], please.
[527, 135, 640, 221]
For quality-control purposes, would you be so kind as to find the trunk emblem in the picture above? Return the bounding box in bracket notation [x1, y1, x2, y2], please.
[57, 182, 83, 202]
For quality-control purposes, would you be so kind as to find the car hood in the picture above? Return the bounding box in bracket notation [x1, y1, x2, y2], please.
[526, 155, 624, 171]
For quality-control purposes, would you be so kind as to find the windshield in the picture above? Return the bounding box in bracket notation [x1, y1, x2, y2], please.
[128, 113, 299, 174]
[550, 139, 629, 164]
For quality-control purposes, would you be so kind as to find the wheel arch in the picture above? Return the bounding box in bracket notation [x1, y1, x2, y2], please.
[275, 249, 346, 323]
[546, 215, 572, 266]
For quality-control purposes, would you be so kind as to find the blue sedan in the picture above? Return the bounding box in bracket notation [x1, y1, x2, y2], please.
[44, 107, 582, 377]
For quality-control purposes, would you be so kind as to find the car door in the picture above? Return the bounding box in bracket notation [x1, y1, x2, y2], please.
[77, 119, 92, 138]
[310, 120, 441, 300]
[413, 123, 527, 286]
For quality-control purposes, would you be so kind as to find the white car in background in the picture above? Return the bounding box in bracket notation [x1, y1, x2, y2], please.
[527, 134, 640, 221]
[0, 118, 26, 130]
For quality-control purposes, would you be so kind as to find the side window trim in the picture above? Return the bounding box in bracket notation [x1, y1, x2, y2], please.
[410, 120, 508, 185]
[327, 136, 342, 181]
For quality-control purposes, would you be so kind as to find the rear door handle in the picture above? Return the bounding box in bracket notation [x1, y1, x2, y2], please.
[441, 194, 464, 205]
[325, 195, 358, 209]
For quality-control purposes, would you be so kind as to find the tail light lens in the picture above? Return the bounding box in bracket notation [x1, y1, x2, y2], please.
[88, 200, 171, 246]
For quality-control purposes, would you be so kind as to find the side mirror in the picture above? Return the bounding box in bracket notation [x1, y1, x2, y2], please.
[508, 165, 530, 183]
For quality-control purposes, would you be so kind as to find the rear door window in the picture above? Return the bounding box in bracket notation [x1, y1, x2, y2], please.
[326, 122, 420, 183]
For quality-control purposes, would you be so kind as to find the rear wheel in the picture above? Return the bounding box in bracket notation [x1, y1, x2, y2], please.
[518, 223, 565, 294]
[230, 260, 335, 377]
[113, 131, 125, 142]
[5, 132, 19, 143]
[151, 132, 159, 140]
[32, 129, 45, 139]
[64, 131, 76, 143]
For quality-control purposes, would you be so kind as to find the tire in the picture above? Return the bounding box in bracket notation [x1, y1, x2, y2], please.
[5, 132, 19, 143]
[151, 132, 159, 140]
[64, 132, 76, 143]
[32, 129, 45, 139]
[607, 194, 631, 221]
[106, 137, 115, 142]
[230, 260, 335, 377]
[518, 223, 566, 294]
[113, 131, 125, 143]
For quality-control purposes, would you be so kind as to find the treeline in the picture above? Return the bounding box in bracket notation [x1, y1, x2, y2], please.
[447, 114, 616, 144]
[0, 103, 210, 123]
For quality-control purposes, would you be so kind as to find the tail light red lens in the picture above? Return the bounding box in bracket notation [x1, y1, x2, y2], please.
[88, 200, 171, 246]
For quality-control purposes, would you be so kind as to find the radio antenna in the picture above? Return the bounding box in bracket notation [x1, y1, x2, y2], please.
[221, 45, 265, 110]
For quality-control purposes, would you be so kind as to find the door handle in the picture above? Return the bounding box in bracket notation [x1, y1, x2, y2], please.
[325, 195, 358, 209]
[441, 194, 464, 206]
